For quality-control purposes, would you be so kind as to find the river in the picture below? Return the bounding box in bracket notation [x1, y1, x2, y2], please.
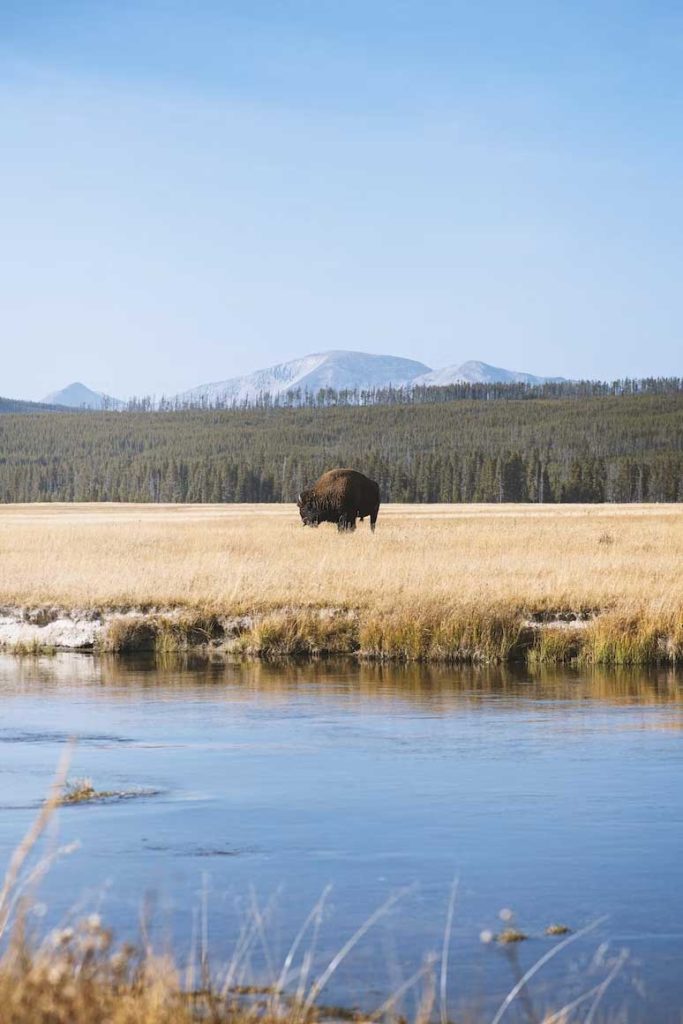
[1, 654, 682, 1021]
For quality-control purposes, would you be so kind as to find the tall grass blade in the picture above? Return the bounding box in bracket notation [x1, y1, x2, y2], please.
[273, 885, 332, 1011]
[370, 955, 437, 1022]
[584, 949, 628, 1024]
[440, 878, 459, 1024]
[302, 885, 414, 1014]
[489, 917, 608, 1024]
[542, 949, 626, 1024]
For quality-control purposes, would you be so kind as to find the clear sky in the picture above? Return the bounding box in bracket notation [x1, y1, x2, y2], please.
[1, 1, 682, 400]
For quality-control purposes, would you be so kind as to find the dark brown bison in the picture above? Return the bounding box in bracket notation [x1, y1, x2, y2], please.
[297, 469, 380, 532]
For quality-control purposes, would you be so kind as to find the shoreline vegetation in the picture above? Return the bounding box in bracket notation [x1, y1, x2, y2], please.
[3, 602, 683, 667]
[1, 503, 682, 666]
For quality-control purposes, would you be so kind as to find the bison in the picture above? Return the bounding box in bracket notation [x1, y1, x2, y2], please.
[297, 469, 380, 532]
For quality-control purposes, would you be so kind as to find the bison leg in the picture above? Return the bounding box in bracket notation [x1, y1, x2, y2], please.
[370, 504, 380, 532]
[338, 512, 356, 532]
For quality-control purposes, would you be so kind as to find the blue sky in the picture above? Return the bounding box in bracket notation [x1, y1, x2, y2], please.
[1, 1, 682, 399]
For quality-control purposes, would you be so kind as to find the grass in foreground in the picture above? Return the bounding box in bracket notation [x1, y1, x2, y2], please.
[1, 503, 682, 664]
[0, 915, 626, 1024]
[0, 766, 628, 1024]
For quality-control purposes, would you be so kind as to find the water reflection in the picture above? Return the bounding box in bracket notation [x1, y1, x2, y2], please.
[2, 652, 682, 709]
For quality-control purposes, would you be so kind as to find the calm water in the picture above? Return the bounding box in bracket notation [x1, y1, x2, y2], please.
[1, 654, 683, 1021]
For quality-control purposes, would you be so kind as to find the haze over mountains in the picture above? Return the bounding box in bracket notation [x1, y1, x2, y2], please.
[0, 395, 62, 414]
[42, 382, 125, 410]
[39, 351, 566, 409]
[174, 351, 566, 405]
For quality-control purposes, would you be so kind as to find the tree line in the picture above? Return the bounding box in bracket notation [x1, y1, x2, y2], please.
[0, 396, 60, 414]
[0, 386, 681, 503]
[0, 385, 679, 503]
[125, 375, 683, 411]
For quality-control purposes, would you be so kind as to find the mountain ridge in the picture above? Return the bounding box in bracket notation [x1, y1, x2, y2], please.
[43, 351, 567, 410]
[173, 350, 565, 405]
[175, 350, 432, 405]
[415, 359, 567, 387]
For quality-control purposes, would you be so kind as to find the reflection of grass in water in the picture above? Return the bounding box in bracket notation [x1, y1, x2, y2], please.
[84, 654, 683, 710]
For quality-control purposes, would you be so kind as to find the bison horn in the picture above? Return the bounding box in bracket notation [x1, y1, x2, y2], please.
[297, 493, 302, 505]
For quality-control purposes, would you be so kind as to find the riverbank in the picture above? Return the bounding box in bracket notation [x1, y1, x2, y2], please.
[1, 503, 681, 664]
[1, 601, 681, 664]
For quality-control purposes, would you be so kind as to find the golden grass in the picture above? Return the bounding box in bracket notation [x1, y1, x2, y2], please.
[0, 939, 203, 1024]
[0, 900, 595, 1024]
[0, 502, 682, 663]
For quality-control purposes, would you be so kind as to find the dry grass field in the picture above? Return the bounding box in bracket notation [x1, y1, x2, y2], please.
[1, 501, 681, 611]
[1, 502, 682, 663]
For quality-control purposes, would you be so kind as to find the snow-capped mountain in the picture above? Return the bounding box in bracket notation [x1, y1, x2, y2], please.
[414, 360, 566, 387]
[41, 355, 567, 412]
[42, 382, 125, 410]
[174, 350, 431, 405]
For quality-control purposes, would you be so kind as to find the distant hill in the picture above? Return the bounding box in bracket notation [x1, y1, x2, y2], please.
[0, 396, 60, 413]
[174, 350, 432, 405]
[414, 360, 566, 387]
[42, 382, 125, 410]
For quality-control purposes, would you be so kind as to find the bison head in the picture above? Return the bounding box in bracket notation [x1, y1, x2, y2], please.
[297, 490, 319, 527]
